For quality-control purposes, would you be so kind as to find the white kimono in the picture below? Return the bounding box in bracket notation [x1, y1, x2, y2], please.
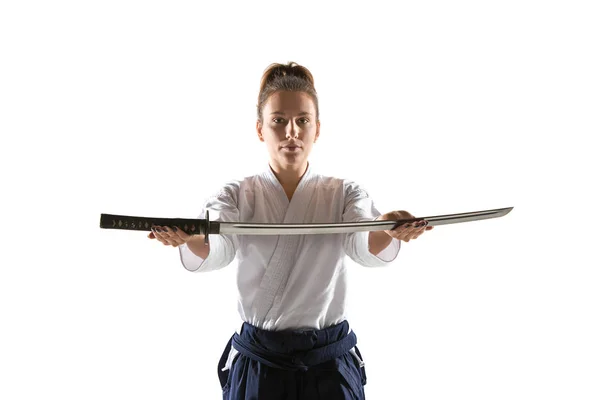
[179, 163, 400, 370]
[178, 162, 401, 368]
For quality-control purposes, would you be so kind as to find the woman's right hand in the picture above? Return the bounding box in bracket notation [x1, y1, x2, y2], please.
[148, 225, 195, 247]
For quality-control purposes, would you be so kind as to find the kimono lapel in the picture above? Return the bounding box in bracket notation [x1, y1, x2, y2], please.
[250, 162, 318, 327]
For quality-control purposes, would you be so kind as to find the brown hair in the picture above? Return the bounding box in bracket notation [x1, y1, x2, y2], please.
[257, 61, 319, 122]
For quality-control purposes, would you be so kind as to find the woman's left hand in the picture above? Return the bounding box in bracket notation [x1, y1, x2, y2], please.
[377, 210, 434, 242]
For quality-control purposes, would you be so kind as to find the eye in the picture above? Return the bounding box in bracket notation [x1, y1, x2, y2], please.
[298, 118, 309, 124]
[273, 118, 284, 123]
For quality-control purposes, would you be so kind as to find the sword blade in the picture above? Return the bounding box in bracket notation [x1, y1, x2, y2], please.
[99, 207, 513, 236]
[218, 207, 513, 235]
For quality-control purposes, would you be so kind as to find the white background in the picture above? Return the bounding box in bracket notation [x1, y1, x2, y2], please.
[1, 0, 599, 399]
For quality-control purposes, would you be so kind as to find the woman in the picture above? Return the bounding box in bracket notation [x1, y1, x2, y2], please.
[148, 62, 433, 399]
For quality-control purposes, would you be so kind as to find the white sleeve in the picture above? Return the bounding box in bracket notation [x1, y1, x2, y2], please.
[179, 182, 240, 273]
[342, 180, 401, 267]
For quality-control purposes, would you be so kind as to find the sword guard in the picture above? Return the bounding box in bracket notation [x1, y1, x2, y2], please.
[204, 210, 210, 245]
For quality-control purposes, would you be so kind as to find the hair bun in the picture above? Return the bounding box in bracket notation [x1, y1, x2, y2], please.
[257, 61, 319, 121]
[262, 62, 315, 89]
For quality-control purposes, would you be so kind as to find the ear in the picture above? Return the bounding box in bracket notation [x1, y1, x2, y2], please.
[256, 120, 264, 142]
[314, 120, 321, 142]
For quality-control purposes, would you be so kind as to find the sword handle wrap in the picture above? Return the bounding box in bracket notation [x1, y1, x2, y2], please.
[99, 213, 220, 236]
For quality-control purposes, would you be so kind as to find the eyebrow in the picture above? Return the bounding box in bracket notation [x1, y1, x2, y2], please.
[270, 111, 312, 116]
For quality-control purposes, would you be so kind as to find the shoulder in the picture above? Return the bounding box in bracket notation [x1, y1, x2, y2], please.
[205, 177, 244, 206]
[336, 177, 370, 199]
[310, 170, 370, 201]
[208, 170, 266, 202]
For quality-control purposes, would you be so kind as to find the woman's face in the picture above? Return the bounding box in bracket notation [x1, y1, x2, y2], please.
[257, 91, 320, 170]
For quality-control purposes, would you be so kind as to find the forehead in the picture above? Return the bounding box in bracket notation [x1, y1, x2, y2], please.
[264, 91, 316, 114]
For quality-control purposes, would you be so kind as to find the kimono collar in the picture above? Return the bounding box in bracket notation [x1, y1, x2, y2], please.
[261, 161, 315, 204]
[263, 161, 313, 187]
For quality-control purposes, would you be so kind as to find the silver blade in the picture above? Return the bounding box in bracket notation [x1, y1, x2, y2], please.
[218, 207, 513, 235]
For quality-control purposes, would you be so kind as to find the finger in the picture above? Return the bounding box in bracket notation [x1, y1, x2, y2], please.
[392, 222, 412, 233]
[408, 223, 427, 238]
[390, 226, 416, 242]
[413, 221, 431, 233]
[161, 226, 184, 246]
[412, 220, 427, 228]
[167, 226, 189, 246]
[390, 228, 410, 242]
[152, 226, 169, 245]
[161, 226, 174, 237]
[407, 228, 421, 241]
[407, 221, 428, 237]
[170, 226, 192, 242]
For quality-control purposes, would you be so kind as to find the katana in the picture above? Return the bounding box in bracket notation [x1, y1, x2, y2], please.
[99, 207, 513, 244]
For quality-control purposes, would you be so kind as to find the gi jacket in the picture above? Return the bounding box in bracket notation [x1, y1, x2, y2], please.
[179, 162, 400, 331]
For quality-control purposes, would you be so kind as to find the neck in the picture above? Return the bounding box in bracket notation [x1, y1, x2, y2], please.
[269, 160, 309, 188]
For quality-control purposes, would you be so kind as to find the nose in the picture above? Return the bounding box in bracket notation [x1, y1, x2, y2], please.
[285, 122, 299, 139]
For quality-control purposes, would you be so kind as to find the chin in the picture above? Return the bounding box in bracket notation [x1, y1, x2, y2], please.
[280, 156, 305, 166]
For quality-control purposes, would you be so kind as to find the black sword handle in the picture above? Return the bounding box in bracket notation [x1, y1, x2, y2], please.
[99, 213, 221, 237]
